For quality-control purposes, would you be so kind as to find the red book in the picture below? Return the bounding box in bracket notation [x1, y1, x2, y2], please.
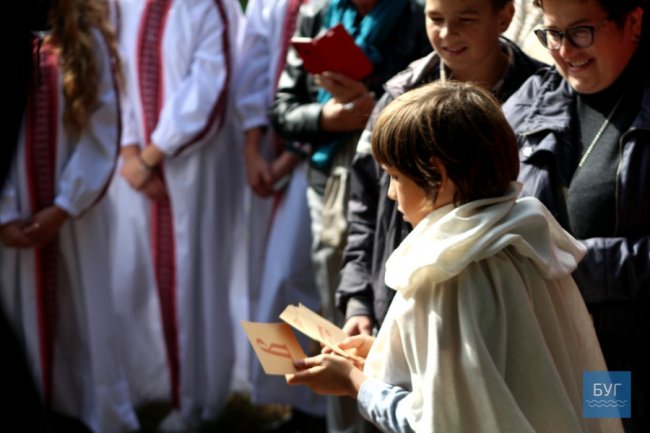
[291, 24, 373, 81]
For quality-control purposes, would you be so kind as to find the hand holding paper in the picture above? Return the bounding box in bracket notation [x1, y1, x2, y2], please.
[241, 303, 365, 375]
[240, 321, 306, 375]
[286, 353, 365, 398]
[279, 304, 365, 365]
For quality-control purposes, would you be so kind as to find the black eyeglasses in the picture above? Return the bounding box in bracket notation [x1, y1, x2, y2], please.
[534, 20, 609, 50]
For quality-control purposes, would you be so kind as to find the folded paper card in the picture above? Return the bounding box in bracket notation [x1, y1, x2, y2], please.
[291, 24, 373, 80]
[280, 304, 364, 364]
[240, 321, 306, 375]
[241, 304, 364, 375]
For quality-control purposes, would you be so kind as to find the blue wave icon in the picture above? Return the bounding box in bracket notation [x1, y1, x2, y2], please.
[585, 400, 628, 408]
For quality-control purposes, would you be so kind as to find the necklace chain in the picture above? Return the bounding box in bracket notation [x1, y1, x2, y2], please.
[577, 94, 625, 168]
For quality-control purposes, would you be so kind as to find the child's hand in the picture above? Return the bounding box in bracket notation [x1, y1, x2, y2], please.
[337, 335, 375, 370]
[270, 152, 300, 186]
[244, 149, 274, 197]
[243, 129, 274, 197]
[0, 221, 34, 248]
[23, 206, 68, 248]
[141, 173, 169, 202]
[320, 95, 374, 132]
[120, 152, 153, 190]
[342, 315, 374, 336]
[315, 71, 366, 103]
[285, 354, 366, 398]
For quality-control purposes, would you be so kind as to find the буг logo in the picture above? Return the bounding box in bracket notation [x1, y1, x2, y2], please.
[583, 371, 631, 418]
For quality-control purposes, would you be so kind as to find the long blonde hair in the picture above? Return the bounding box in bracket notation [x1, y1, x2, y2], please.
[46, 0, 122, 138]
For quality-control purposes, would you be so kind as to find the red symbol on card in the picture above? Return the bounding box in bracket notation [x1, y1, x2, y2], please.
[256, 338, 292, 359]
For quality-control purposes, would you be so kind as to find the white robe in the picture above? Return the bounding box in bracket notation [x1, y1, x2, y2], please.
[109, 0, 245, 422]
[232, 0, 324, 414]
[0, 30, 138, 433]
[363, 183, 623, 433]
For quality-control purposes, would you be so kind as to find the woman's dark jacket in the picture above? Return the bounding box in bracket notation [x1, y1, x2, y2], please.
[503, 64, 650, 430]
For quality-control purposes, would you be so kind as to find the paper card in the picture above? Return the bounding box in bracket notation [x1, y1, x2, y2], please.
[279, 304, 364, 364]
[240, 321, 307, 375]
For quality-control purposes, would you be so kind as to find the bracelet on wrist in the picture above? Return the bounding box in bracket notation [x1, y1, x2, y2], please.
[137, 154, 156, 172]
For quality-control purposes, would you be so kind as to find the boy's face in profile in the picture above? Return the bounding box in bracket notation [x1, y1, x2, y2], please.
[383, 165, 435, 227]
[425, 0, 513, 80]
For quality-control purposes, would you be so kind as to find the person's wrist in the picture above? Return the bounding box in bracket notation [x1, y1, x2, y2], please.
[137, 153, 155, 172]
[348, 368, 367, 398]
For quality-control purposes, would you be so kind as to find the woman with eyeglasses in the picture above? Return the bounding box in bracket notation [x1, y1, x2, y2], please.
[504, 0, 649, 431]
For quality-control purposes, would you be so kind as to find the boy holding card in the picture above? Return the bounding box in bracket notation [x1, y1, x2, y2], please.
[287, 81, 622, 433]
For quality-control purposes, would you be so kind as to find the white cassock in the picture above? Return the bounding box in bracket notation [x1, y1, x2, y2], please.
[232, 0, 325, 415]
[362, 183, 624, 433]
[109, 0, 245, 423]
[0, 30, 138, 433]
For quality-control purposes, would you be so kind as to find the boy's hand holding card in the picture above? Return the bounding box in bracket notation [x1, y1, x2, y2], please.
[241, 304, 364, 375]
[240, 321, 306, 375]
[278, 304, 363, 364]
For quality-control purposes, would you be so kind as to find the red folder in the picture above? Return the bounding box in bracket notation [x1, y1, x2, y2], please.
[291, 24, 374, 81]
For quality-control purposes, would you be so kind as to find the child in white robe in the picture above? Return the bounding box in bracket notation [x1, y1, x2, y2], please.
[110, 0, 244, 431]
[233, 0, 326, 421]
[286, 81, 623, 433]
[0, 0, 138, 431]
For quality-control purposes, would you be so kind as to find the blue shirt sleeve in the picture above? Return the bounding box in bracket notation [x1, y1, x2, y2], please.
[357, 378, 415, 433]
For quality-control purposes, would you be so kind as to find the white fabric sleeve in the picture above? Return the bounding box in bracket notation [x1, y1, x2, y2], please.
[234, 0, 274, 131]
[55, 30, 119, 217]
[150, 0, 230, 155]
[120, 92, 140, 147]
[357, 378, 415, 433]
[0, 173, 21, 225]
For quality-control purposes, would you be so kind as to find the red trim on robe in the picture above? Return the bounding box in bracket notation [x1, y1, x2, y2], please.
[269, 0, 306, 225]
[137, 0, 181, 408]
[25, 36, 60, 406]
[135, 0, 236, 406]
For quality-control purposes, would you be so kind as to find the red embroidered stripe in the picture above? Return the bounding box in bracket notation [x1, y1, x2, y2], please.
[137, 0, 181, 408]
[275, 0, 305, 91]
[268, 0, 306, 229]
[25, 35, 60, 406]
